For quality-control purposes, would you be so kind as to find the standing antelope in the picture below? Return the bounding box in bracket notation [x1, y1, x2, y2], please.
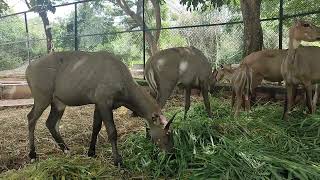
[281, 20, 320, 120]
[145, 46, 214, 120]
[230, 47, 320, 116]
[26, 51, 176, 166]
[229, 49, 286, 116]
[240, 49, 287, 101]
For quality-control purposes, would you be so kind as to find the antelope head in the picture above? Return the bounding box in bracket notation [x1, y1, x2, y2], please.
[216, 64, 234, 82]
[209, 69, 218, 93]
[149, 112, 178, 153]
[290, 20, 320, 42]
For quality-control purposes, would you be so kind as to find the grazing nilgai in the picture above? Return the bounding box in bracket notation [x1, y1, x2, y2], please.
[26, 51, 176, 166]
[281, 20, 320, 120]
[145, 46, 214, 120]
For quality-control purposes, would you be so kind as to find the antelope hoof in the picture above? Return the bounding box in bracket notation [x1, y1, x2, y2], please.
[64, 149, 71, 155]
[113, 155, 123, 167]
[29, 151, 37, 162]
[88, 150, 97, 158]
[282, 114, 288, 121]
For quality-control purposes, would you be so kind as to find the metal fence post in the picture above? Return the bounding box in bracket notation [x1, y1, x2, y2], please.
[74, 3, 79, 51]
[24, 12, 31, 64]
[142, 0, 146, 80]
[278, 0, 284, 49]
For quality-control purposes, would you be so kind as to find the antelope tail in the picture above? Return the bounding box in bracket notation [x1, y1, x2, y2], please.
[145, 63, 160, 99]
[244, 64, 253, 101]
[232, 64, 253, 106]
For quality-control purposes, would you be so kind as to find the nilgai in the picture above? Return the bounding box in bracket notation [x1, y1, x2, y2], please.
[281, 20, 320, 120]
[229, 49, 286, 116]
[231, 47, 320, 116]
[26, 51, 176, 166]
[240, 49, 287, 101]
[145, 46, 214, 120]
[230, 64, 252, 116]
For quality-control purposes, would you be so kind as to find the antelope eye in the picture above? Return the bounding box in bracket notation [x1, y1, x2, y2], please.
[152, 114, 159, 121]
[303, 23, 310, 27]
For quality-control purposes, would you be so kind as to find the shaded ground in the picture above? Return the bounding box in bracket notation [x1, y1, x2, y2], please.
[0, 94, 202, 174]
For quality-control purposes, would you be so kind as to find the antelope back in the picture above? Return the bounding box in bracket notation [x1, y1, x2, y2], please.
[145, 47, 212, 90]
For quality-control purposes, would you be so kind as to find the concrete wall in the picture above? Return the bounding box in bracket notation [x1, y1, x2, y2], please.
[0, 82, 31, 100]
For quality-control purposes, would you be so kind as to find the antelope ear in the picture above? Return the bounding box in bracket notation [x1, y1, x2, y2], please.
[294, 19, 303, 26]
[226, 64, 232, 70]
[164, 112, 178, 130]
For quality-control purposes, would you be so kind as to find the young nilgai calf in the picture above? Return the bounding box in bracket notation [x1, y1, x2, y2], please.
[281, 20, 320, 120]
[145, 46, 214, 120]
[215, 64, 237, 84]
[26, 51, 176, 166]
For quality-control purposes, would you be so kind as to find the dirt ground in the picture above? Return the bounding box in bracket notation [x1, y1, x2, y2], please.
[0, 93, 202, 173]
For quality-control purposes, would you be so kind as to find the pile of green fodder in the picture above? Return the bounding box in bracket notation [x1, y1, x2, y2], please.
[2, 97, 320, 179]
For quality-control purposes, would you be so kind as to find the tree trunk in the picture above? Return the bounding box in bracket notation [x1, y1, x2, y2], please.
[115, 0, 160, 56]
[240, 0, 263, 57]
[39, 11, 53, 53]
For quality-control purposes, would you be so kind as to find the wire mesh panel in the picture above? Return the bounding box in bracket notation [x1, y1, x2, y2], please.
[26, 11, 47, 60]
[0, 0, 319, 79]
[261, 0, 279, 19]
[51, 4, 75, 51]
[0, 14, 28, 72]
[284, 0, 320, 16]
[154, 23, 243, 67]
[261, 20, 279, 49]
[155, 1, 242, 28]
[77, 0, 138, 36]
[78, 32, 143, 65]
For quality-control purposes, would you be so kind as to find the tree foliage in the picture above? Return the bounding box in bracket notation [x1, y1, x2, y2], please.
[0, 0, 319, 70]
[25, 0, 56, 13]
[0, 0, 8, 15]
[178, 0, 263, 57]
[180, 0, 239, 11]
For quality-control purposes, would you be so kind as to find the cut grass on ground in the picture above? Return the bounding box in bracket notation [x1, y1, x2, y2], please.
[1, 97, 320, 179]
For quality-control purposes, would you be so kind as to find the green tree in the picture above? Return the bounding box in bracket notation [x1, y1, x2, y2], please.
[24, 0, 58, 53]
[0, 0, 8, 15]
[0, 15, 25, 70]
[111, 0, 162, 55]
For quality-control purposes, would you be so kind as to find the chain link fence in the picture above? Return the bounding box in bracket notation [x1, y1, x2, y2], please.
[0, 0, 319, 78]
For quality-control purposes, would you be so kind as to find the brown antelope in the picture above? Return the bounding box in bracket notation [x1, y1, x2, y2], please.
[145, 46, 215, 120]
[231, 64, 252, 116]
[228, 49, 286, 116]
[241, 49, 287, 100]
[230, 47, 320, 116]
[26, 51, 176, 166]
[281, 20, 320, 120]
